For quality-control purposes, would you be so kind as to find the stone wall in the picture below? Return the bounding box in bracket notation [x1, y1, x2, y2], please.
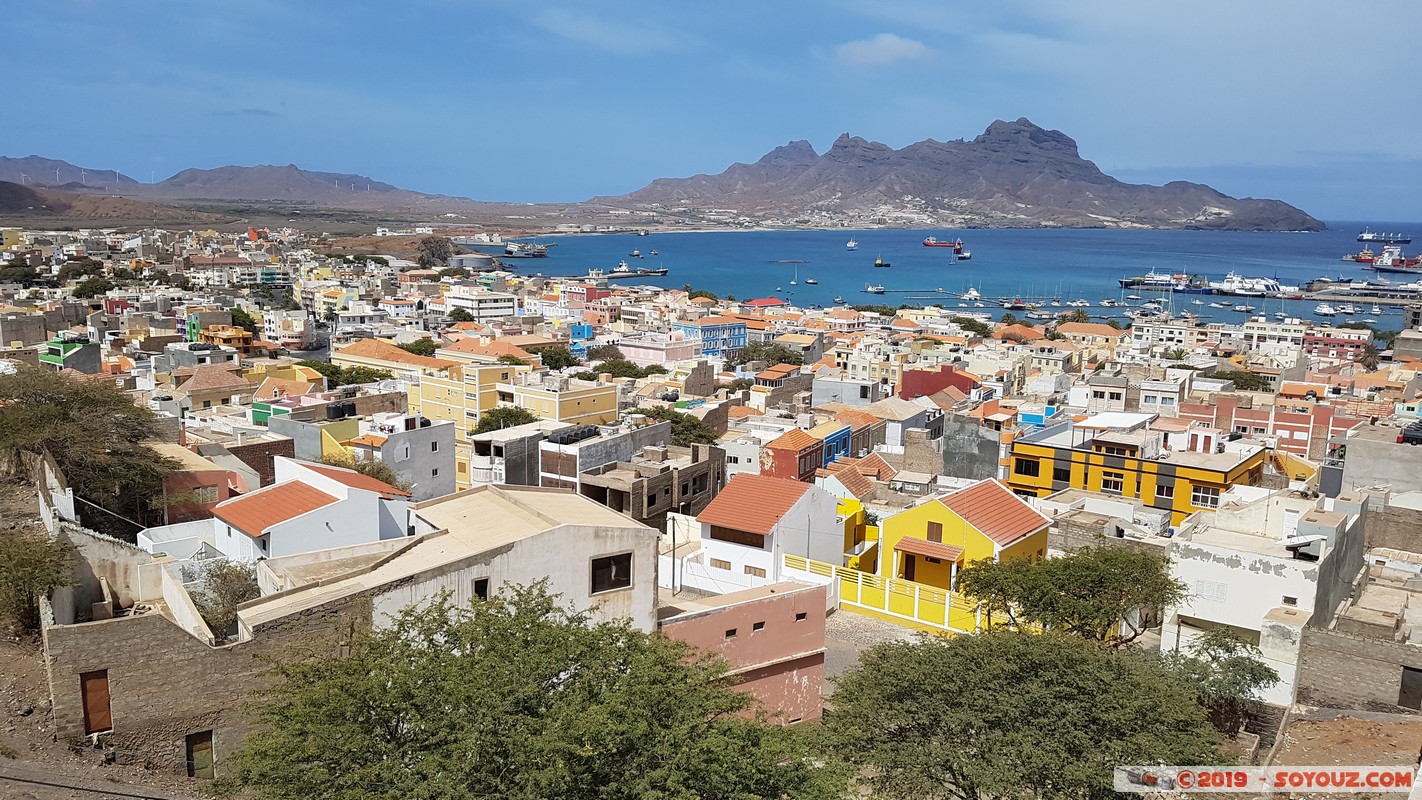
[1367, 504, 1422, 553]
[939, 415, 999, 481]
[1295, 626, 1422, 713]
[225, 437, 296, 487]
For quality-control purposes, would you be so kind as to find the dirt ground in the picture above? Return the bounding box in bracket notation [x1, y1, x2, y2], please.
[0, 477, 207, 799]
[1272, 714, 1422, 767]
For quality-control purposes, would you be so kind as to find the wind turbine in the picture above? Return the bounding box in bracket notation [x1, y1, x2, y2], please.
[80, 169, 87, 185]
[18, 172, 27, 185]
[54, 167, 60, 184]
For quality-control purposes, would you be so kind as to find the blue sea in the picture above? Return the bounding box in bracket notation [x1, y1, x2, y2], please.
[502, 224, 1421, 326]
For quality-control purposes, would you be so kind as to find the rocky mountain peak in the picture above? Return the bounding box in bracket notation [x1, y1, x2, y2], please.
[755, 140, 819, 168]
[973, 118, 1080, 157]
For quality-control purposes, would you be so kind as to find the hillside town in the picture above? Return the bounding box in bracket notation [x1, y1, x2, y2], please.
[5, 223, 1422, 794]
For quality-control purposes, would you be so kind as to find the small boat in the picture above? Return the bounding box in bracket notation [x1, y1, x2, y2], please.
[1364, 318, 1379, 324]
[1235, 304, 1257, 313]
[1337, 303, 1358, 315]
[1209, 302, 1226, 308]
[805, 277, 819, 285]
[1273, 311, 1286, 319]
[1100, 298, 1118, 307]
[833, 296, 846, 304]
[1314, 303, 1337, 315]
[864, 283, 885, 294]
[957, 251, 972, 261]
[630, 250, 642, 258]
[1219, 300, 1233, 306]
[1191, 299, 1204, 305]
[1049, 299, 1061, 307]
[776, 286, 784, 291]
[873, 256, 891, 268]
[846, 238, 858, 251]
[650, 250, 659, 256]
[973, 302, 984, 307]
[958, 302, 968, 308]
[1372, 304, 1384, 314]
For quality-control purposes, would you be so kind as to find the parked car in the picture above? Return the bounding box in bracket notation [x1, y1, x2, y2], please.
[1397, 423, 1422, 445]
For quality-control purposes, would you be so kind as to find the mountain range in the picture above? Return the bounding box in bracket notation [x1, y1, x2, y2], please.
[597, 119, 1324, 231]
[0, 120, 1324, 230]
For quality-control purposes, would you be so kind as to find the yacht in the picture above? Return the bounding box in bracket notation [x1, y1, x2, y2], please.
[805, 277, 819, 285]
[864, 283, 886, 294]
[1235, 304, 1257, 313]
[1314, 303, 1338, 315]
[1337, 303, 1358, 315]
[846, 238, 858, 251]
[1209, 272, 1298, 296]
[1371, 304, 1384, 314]
[1191, 299, 1204, 305]
[1100, 298, 1119, 307]
[833, 296, 846, 304]
[1209, 302, 1226, 308]
[961, 288, 982, 301]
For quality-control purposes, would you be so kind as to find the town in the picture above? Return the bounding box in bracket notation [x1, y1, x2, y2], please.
[3, 223, 1422, 796]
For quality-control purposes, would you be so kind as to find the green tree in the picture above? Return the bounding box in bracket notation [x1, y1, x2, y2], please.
[416, 235, 458, 268]
[687, 288, 718, 301]
[1355, 342, 1382, 371]
[725, 341, 803, 368]
[0, 532, 75, 631]
[950, 316, 993, 337]
[722, 377, 755, 393]
[322, 452, 412, 493]
[1043, 330, 1065, 341]
[630, 406, 718, 447]
[537, 345, 579, 370]
[230, 307, 260, 335]
[585, 344, 624, 362]
[57, 259, 103, 281]
[825, 631, 1220, 800]
[223, 586, 837, 800]
[473, 406, 540, 434]
[71, 276, 115, 298]
[1162, 629, 1279, 734]
[446, 307, 476, 323]
[294, 360, 393, 388]
[497, 354, 529, 366]
[437, 265, 470, 278]
[1106, 318, 1122, 330]
[0, 366, 177, 535]
[397, 339, 440, 357]
[956, 546, 1186, 647]
[1064, 308, 1091, 324]
[999, 312, 1019, 327]
[1165, 347, 1189, 361]
[592, 358, 648, 379]
[190, 560, 259, 640]
[1210, 369, 1273, 392]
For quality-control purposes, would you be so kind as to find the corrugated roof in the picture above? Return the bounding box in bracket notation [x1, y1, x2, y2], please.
[215, 482, 339, 537]
[937, 479, 1049, 547]
[303, 463, 412, 500]
[894, 536, 964, 562]
[697, 473, 812, 535]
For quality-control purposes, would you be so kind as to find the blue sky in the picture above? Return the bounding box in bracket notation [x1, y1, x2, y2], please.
[6, 0, 1419, 220]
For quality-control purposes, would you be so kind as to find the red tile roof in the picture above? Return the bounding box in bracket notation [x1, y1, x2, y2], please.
[214, 482, 339, 537]
[697, 473, 812, 536]
[937, 479, 1049, 547]
[766, 428, 820, 452]
[820, 460, 874, 499]
[894, 536, 964, 562]
[303, 463, 412, 500]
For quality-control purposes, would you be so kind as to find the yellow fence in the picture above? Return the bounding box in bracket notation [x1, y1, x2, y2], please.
[784, 554, 983, 634]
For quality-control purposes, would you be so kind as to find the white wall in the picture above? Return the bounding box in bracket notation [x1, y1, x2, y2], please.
[772, 487, 843, 566]
[267, 490, 383, 558]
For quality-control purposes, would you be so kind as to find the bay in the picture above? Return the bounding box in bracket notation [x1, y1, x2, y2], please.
[503, 223, 1421, 326]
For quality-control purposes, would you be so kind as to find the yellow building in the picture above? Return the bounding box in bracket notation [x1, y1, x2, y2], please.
[407, 363, 520, 487]
[499, 374, 619, 427]
[877, 479, 1049, 592]
[1006, 412, 1267, 525]
[198, 324, 254, 355]
[1, 229, 22, 249]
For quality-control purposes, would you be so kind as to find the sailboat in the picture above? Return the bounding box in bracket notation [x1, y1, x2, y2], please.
[790, 264, 797, 286]
[846, 238, 858, 251]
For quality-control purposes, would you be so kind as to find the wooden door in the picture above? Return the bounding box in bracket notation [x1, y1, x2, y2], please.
[186, 730, 215, 779]
[902, 554, 916, 582]
[80, 670, 111, 733]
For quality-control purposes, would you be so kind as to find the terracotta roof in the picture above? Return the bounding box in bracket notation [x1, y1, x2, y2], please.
[303, 462, 412, 500]
[335, 337, 458, 370]
[177, 363, 251, 393]
[994, 324, 1047, 342]
[344, 433, 389, 448]
[821, 460, 874, 499]
[440, 338, 533, 359]
[697, 473, 812, 535]
[214, 482, 339, 538]
[766, 428, 820, 452]
[726, 405, 764, 420]
[1057, 322, 1129, 339]
[894, 536, 964, 562]
[854, 453, 898, 481]
[254, 376, 319, 401]
[937, 479, 1050, 547]
[835, 409, 880, 430]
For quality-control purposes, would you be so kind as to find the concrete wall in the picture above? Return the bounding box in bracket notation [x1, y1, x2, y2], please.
[939, 415, 999, 481]
[1296, 626, 1422, 713]
[266, 417, 325, 462]
[1341, 437, 1422, 495]
[1367, 504, 1422, 552]
[659, 583, 827, 722]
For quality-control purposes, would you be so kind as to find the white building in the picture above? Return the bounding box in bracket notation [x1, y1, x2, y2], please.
[262, 309, 314, 350]
[443, 283, 519, 322]
[1162, 488, 1368, 706]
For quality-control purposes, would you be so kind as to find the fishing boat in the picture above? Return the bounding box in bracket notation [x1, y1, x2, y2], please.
[1343, 249, 1376, 263]
[864, 283, 885, 294]
[846, 238, 858, 251]
[1359, 228, 1412, 245]
[873, 256, 891, 268]
[629, 250, 642, 258]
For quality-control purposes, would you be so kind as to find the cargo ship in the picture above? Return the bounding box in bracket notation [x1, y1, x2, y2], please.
[1358, 228, 1411, 245]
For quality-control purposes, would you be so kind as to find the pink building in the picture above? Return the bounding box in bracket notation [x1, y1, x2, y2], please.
[659, 581, 826, 723]
[1178, 395, 1362, 459]
[618, 331, 701, 367]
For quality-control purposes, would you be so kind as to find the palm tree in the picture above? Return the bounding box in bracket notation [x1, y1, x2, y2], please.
[1165, 347, 1188, 361]
[1066, 308, 1090, 324]
[1355, 342, 1382, 371]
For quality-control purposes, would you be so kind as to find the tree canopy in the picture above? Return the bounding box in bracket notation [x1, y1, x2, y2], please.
[0, 532, 75, 631]
[473, 405, 540, 434]
[725, 341, 803, 368]
[825, 631, 1220, 800]
[1209, 369, 1273, 392]
[584, 344, 624, 362]
[230, 307, 260, 335]
[950, 316, 993, 337]
[956, 546, 1186, 647]
[321, 452, 413, 493]
[396, 339, 439, 357]
[295, 360, 393, 388]
[1161, 629, 1279, 733]
[537, 345, 579, 370]
[71, 276, 115, 298]
[629, 406, 718, 447]
[223, 586, 836, 800]
[446, 307, 476, 323]
[0, 366, 177, 535]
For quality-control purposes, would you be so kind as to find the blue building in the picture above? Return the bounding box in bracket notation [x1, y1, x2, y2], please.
[809, 421, 853, 467]
[672, 315, 747, 359]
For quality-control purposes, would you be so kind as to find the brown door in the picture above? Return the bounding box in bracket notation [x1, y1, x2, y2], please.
[186, 730, 215, 779]
[902, 554, 916, 582]
[80, 670, 112, 733]
[1400, 667, 1422, 710]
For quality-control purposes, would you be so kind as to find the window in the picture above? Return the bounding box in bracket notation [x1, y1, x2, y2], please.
[1195, 579, 1227, 602]
[1282, 596, 1298, 607]
[80, 670, 111, 734]
[431, 441, 439, 452]
[590, 553, 633, 594]
[1156, 483, 1175, 500]
[1092, 390, 1106, 399]
[1101, 471, 1123, 495]
[744, 565, 767, 578]
[193, 486, 219, 504]
[1401, 667, 1422, 710]
[1191, 485, 1221, 509]
[926, 521, 943, 543]
[432, 468, 439, 477]
[473, 578, 489, 601]
[859, 385, 870, 399]
[795, 612, 808, 622]
[710, 558, 731, 570]
[1053, 465, 1071, 483]
[1109, 392, 1123, 401]
[1014, 458, 1040, 478]
[752, 621, 766, 632]
[725, 628, 737, 639]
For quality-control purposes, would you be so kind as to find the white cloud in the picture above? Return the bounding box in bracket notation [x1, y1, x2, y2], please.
[835, 33, 932, 66]
[530, 8, 685, 55]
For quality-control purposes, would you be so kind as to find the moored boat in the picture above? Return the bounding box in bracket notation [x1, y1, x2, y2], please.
[864, 283, 885, 294]
[846, 238, 858, 251]
[873, 256, 891, 268]
[1359, 228, 1412, 245]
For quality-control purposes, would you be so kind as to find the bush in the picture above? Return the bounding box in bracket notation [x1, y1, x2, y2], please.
[191, 560, 259, 640]
[0, 533, 75, 630]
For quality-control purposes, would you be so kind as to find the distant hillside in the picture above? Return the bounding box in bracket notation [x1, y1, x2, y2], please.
[0, 156, 142, 191]
[0, 181, 227, 224]
[596, 118, 1324, 231]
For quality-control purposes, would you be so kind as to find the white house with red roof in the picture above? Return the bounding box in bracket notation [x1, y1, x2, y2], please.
[138, 457, 413, 562]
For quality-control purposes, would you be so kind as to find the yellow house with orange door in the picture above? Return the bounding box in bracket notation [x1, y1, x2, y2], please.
[876, 479, 1050, 593]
